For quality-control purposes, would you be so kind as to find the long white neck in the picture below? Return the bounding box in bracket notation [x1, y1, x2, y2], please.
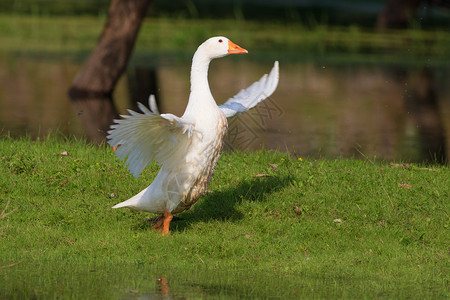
[182, 48, 217, 120]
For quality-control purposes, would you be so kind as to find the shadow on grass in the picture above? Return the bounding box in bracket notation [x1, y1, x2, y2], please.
[135, 175, 292, 232]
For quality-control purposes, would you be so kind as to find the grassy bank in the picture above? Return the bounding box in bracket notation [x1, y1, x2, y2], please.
[0, 136, 448, 298]
[0, 14, 449, 65]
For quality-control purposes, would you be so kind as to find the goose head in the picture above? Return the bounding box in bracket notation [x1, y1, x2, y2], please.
[197, 36, 248, 60]
[187, 36, 248, 110]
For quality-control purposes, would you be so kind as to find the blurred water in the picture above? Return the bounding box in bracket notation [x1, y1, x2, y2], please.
[0, 261, 443, 299]
[0, 54, 448, 163]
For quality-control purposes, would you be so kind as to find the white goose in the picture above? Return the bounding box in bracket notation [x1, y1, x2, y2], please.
[108, 37, 279, 235]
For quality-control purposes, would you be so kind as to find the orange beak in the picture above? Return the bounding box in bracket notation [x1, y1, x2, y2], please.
[228, 40, 248, 54]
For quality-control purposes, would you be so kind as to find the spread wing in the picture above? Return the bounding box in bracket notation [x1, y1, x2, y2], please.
[219, 61, 279, 118]
[107, 95, 194, 178]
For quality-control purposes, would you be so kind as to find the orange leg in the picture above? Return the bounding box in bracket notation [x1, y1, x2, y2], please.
[162, 210, 173, 236]
[151, 216, 164, 231]
[151, 210, 173, 235]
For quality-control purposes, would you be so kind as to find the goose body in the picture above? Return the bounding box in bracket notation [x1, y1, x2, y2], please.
[108, 37, 279, 234]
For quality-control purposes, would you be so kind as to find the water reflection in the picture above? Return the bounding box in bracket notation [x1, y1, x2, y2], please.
[0, 55, 448, 163]
[130, 276, 171, 299]
[157, 277, 170, 297]
[70, 96, 118, 144]
[401, 68, 447, 164]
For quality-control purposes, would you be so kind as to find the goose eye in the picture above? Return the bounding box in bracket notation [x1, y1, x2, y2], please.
[218, 39, 223, 43]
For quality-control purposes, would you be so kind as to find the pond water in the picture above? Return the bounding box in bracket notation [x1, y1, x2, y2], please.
[1, 261, 442, 298]
[0, 54, 449, 163]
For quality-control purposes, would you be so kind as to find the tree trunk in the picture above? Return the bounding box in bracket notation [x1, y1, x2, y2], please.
[68, 0, 150, 143]
[404, 68, 447, 164]
[377, 0, 422, 29]
[69, 0, 150, 98]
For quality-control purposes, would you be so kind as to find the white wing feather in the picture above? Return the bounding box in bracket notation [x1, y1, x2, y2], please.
[219, 61, 279, 118]
[107, 98, 194, 178]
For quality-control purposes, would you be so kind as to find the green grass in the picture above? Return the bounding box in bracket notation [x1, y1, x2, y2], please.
[0, 136, 448, 298]
[0, 14, 449, 66]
